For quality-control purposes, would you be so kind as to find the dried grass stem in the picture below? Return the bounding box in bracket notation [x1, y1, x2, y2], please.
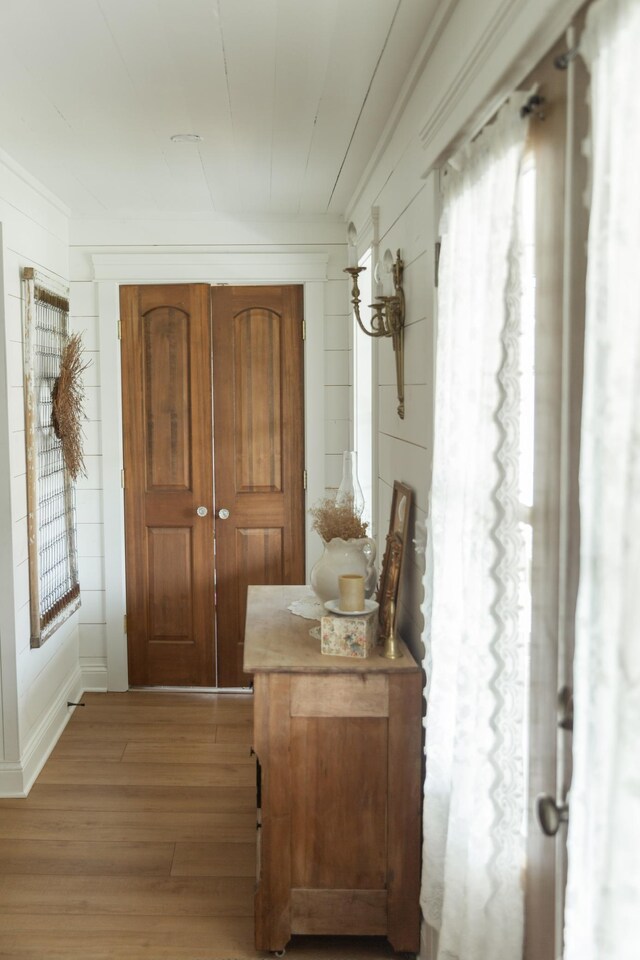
[309, 495, 368, 542]
[51, 332, 90, 481]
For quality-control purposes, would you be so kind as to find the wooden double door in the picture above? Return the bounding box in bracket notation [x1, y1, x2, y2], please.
[120, 283, 305, 688]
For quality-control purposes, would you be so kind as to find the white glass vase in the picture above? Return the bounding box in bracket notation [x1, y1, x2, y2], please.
[336, 450, 365, 517]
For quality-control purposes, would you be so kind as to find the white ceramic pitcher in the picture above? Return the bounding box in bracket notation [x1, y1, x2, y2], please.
[310, 536, 377, 603]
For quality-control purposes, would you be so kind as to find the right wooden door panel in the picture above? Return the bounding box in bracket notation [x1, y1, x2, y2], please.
[211, 285, 305, 688]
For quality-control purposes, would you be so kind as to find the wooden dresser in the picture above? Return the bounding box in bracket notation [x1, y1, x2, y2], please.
[244, 585, 422, 954]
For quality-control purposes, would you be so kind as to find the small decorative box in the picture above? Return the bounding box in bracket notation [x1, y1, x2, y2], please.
[320, 612, 377, 658]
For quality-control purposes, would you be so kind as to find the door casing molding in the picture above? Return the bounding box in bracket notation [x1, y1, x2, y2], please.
[94, 252, 329, 691]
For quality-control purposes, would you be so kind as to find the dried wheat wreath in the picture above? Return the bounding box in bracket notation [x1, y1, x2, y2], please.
[51, 332, 89, 481]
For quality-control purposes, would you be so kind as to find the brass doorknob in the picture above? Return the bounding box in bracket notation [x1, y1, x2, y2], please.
[536, 794, 569, 836]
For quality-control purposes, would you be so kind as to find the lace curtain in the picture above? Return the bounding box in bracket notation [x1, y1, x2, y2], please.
[420, 96, 530, 960]
[564, 3, 640, 958]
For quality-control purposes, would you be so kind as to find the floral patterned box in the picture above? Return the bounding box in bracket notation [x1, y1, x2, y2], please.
[320, 613, 377, 658]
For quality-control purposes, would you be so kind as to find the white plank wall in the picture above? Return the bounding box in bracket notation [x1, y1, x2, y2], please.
[343, 0, 586, 674]
[0, 151, 84, 796]
[345, 171, 438, 664]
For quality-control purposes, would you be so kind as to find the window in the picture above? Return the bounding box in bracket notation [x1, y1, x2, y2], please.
[353, 248, 375, 533]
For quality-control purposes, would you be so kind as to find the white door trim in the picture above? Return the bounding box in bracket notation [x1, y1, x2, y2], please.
[94, 252, 328, 691]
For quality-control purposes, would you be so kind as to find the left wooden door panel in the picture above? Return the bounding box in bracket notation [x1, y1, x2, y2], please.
[120, 284, 215, 686]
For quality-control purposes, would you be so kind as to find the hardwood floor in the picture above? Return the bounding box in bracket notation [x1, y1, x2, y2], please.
[0, 691, 398, 960]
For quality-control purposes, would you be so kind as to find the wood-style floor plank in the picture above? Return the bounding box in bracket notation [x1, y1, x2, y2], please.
[0, 876, 254, 916]
[215, 723, 254, 744]
[0, 783, 255, 812]
[61, 721, 242, 743]
[37, 759, 255, 787]
[49, 739, 128, 761]
[82, 691, 253, 709]
[0, 915, 258, 960]
[0, 839, 175, 876]
[171, 841, 256, 877]
[71, 703, 253, 726]
[121, 739, 253, 765]
[0, 809, 256, 843]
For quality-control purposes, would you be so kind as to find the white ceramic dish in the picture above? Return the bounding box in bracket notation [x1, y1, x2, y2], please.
[324, 598, 379, 617]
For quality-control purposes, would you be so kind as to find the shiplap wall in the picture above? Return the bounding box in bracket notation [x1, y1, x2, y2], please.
[346, 0, 586, 670]
[68, 220, 350, 682]
[349, 178, 438, 665]
[0, 150, 83, 795]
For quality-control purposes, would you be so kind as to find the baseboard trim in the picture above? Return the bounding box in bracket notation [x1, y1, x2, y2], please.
[80, 657, 108, 692]
[0, 665, 84, 798]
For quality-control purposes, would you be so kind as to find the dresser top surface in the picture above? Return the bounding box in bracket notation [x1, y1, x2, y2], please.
[243, 585, 419, 674]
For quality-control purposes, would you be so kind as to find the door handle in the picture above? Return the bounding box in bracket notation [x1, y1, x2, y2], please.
[196, 506, 208, 517]
[217, 508, 230, 520]
[536, 794, 569, 836]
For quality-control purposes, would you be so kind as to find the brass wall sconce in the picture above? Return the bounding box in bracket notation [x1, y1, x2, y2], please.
[344, 249, 406, 419]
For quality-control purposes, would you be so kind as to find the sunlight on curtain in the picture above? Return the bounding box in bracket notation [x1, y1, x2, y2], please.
[564, 2, 640, 958]
[420, 94, 531, 960]
[354, 248, 374, 533]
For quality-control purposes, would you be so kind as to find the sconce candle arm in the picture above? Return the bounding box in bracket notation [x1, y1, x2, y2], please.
[344, 250, 406, 419]
[345, 267, 388, 338]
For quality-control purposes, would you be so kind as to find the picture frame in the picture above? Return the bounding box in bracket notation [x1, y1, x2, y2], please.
[22, 268, 82, 647]
[376, 481, 413, 638]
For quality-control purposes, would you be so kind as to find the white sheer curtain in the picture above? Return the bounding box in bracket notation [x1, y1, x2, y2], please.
[564, 2, 640, 958]
[420, 96, 530, 960]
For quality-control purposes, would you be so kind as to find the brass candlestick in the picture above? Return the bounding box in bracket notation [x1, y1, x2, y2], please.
[380, 599, 403, 660]
[344, 249, 405, 419]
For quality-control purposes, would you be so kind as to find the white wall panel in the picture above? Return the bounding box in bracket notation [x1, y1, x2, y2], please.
[69, 315, 100, 351]
[0, 151, 80, 794]
[78, 623, 107, 658]
[10, 471, 27, 524]
[76, 489, 103, 523]
[7, 384, 24, 432]
[324, 350, 350, 388]
[325, 315, 350, 351]
[77, 556, 105, 592]
[325, 418, 350, 455]
[13, 563, 30, 616]
[79, 590, 106, 624]
[69, 281, 98, 316]
[76, 523, 105, 559]
[6, 339, 24, 386]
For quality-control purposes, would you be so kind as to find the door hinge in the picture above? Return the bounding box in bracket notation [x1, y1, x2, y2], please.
[123, 614, 127, 634]
[120, 468, 125, 489]
[118, 319, 122, 339]
[434, 240, 441, 288]
[302, 319, 306, 341]
[303, 469, 308, 491]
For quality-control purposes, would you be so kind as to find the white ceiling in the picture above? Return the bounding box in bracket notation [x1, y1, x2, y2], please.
[0, 0, 439, 219]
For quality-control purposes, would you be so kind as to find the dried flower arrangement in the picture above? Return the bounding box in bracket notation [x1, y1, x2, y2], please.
[309, 494, 368, 542]
[51, 332, 90, 481]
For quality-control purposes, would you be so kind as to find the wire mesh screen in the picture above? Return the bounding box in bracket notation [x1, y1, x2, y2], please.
[23, 269, 81, 646]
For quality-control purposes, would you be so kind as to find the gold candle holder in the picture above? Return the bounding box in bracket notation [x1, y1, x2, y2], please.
[380, 599, 403, 660]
